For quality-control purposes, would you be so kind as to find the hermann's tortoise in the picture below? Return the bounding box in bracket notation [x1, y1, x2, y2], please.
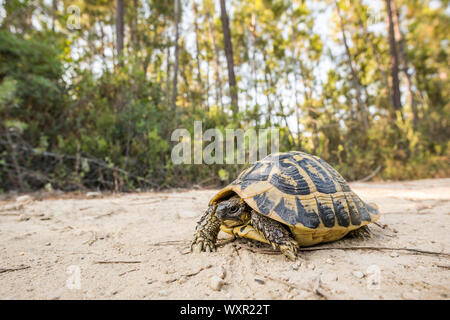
[191, 151, 380, 260]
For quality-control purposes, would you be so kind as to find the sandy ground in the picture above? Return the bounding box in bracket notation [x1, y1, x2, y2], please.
[0, 178, 449, 300]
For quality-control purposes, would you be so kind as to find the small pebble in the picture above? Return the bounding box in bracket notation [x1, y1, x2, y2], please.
[307, 264, 315, 270]
[209, 276, 224, 291]
[326, 258, 335, 265]
[352, 271, 364, 279]
[159, 290, 168, 297]
[368, 278, 379, 287]
[18, 214, 30, 221]
[291, 261, 301, 271]
[280, 275, 289, 281]
[218, 266, 227, 279]
[321, 273, 338, 282]
[254, 278, 265, 285]
[181, 248, 191, 255]
[210, 266, 226, 279]
[178, 276, 187, 284]
[86, 192, 102, 198]
[16, 195, 32, 202]
[390, 252, 399, 258]
[45, 242, 51, 246]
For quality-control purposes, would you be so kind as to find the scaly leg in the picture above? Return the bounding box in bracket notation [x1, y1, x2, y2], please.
[191, 204, 220, 252]
[251, 210, 299, 261]
[346, 225, 372, 240]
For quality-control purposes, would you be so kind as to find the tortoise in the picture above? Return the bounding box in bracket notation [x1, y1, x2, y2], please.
[191, 151, 380, 260]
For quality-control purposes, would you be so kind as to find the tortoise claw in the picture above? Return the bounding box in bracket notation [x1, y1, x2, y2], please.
[282, 249, 297, 261]
[191, 235, 216, 253]
[279, 240, 299, 261]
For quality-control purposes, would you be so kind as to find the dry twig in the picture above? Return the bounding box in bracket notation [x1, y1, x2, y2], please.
[0, 212, 21, 216]
[313, 273, 331, 300]
[0, 265, 30, 274]
[356, 165, 382, 182]
[243, 247, 281, 255]
[240, 243, 449, 258]
[83, 231, 98, 246]
[118, 268, 139, 276]
[94, 210, 119, 219]
[0, 203, 24, 212]
[147, 240, 187, 247]
[255, 271, 298, 291]
[299, 246, 450, 257]
[129, 200, 165, 206]
[182, 265, 213, 277]
[94, 260, 142, 264]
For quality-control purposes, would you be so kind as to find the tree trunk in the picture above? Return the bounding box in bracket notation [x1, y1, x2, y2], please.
[164, 17, 171, 104]
[192, 0, 204, 105]
[205, 56, 210, 111]
[298, 60, 318, 154]
[263, 51, 272, 126]
[219, 0, 238, 114]
[51, 0, 57, 32]
[171, 0, 180, 116]
[385, 0, 403, 119]
[99, 22, 107, 68]
[207, 12, 223, 111]
[251, 11, 257, 107]
[293, 68, 301, 149]
[115, 0, 124, 64]
[392, 0, 417, 127]
[166, 44, 171, 104]
[291, 4, 301, 149]
[130, 0, 139, 53]
[354, 0, 392, 107]
[335, 1, 369, 130]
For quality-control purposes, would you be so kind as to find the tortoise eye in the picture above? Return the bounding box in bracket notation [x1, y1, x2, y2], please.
[230, 205, 239, 214]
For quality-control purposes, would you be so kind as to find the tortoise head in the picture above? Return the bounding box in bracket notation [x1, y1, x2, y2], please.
[215, 196, 250, 227]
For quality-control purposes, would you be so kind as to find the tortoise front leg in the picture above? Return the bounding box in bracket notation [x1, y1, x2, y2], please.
[191, 204, 221, 253]
[346, 225, 372, 240]
[251, 210, 299, 261]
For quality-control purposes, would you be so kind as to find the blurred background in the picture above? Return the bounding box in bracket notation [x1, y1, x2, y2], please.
[0, 0, 448, 192]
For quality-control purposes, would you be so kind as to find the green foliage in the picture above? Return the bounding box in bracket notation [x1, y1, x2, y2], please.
[0, 0, 448, 192]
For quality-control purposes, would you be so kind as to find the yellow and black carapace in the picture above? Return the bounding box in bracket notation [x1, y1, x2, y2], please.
[191, 151, 380, 260]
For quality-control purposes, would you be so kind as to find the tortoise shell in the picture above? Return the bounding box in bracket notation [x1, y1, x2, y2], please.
[210, 151, 380, 246]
